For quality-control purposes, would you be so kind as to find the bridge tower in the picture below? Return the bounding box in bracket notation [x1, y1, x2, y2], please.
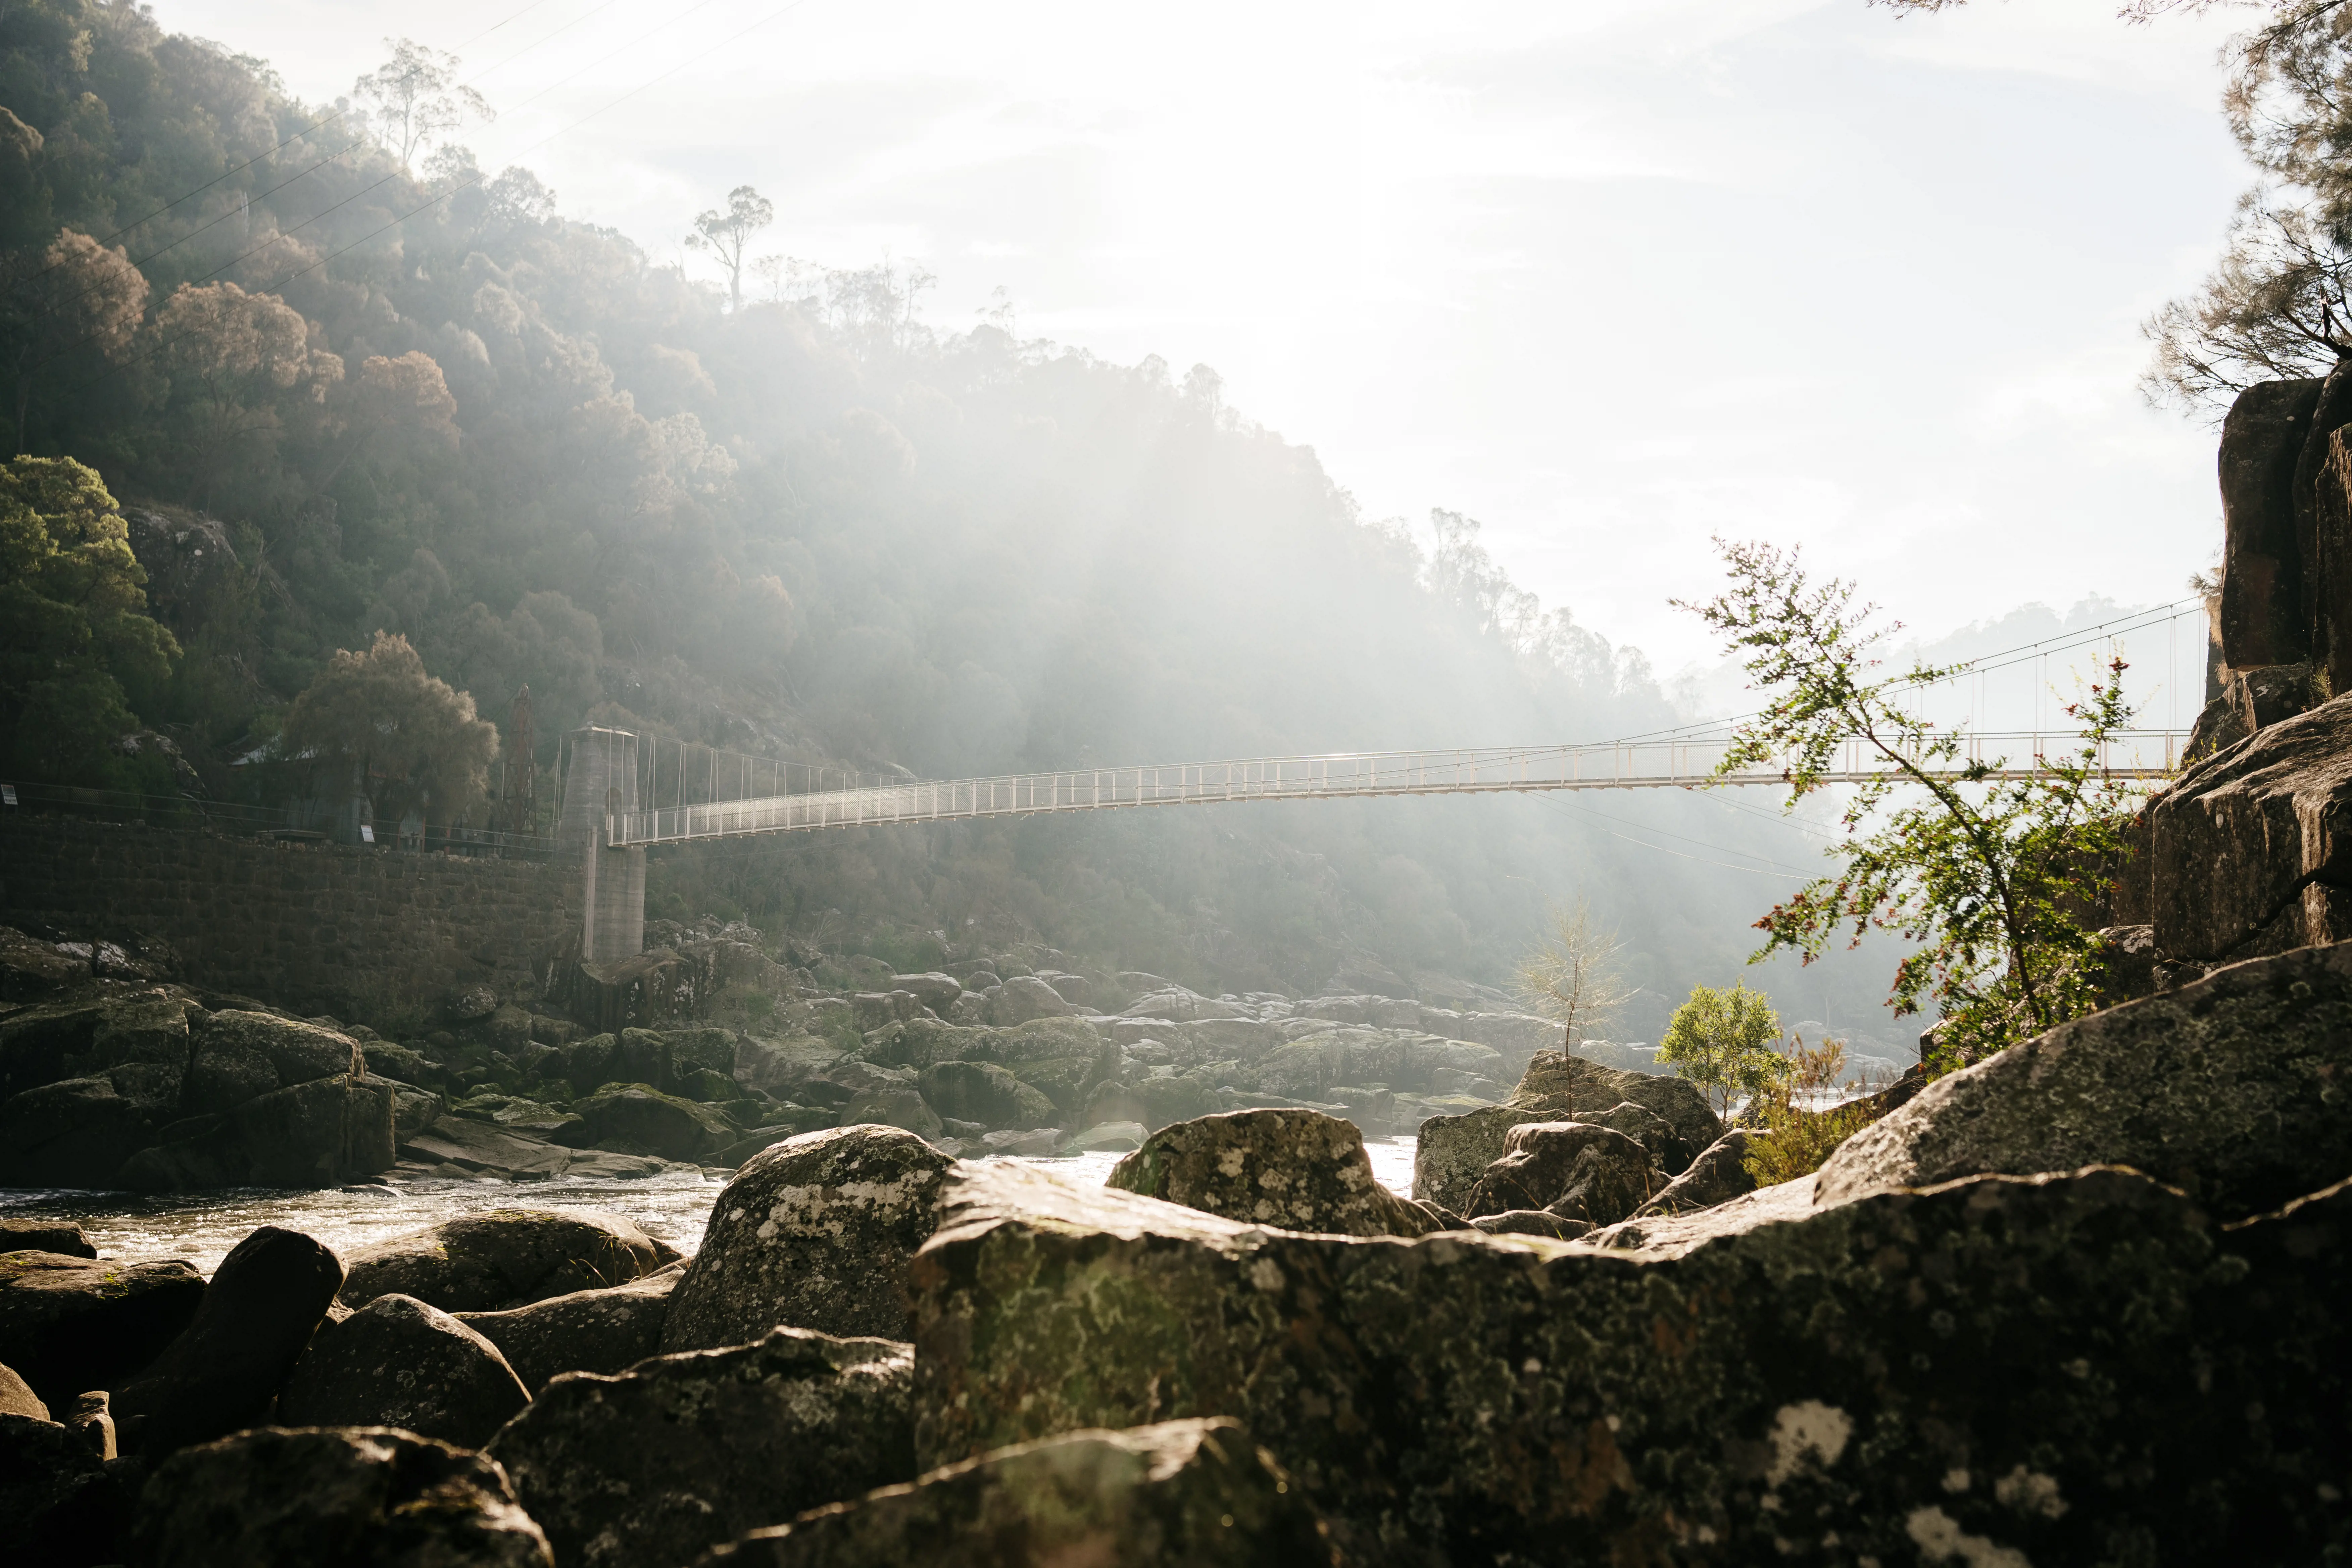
[558, 726, 646, 961]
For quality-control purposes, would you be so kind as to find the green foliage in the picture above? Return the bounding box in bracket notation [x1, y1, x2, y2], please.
[0, 455, 179, 781]
[1657, 980, 1786, 1113]
[0, 9, 1883, 1007]
[280, 631, 498, 829]
[1682, 539, 2144, 1069]
[1742, 1036, 1880, 1187]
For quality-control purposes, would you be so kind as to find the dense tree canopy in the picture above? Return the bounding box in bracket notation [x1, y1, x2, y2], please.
[0, 4, 1886, 1017]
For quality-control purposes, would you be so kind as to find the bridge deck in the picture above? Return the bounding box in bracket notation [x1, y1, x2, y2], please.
[604, 730, 2188, 846]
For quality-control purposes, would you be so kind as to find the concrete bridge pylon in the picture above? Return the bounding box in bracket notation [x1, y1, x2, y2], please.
[558, 726, 646, 962]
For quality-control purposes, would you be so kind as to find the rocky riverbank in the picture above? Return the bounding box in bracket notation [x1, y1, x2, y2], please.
[0, 927, 1594, 1193]
[4, 932, 2349, 1563]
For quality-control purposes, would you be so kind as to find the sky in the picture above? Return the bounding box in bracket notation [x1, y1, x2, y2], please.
[157, 0, 2254, 673]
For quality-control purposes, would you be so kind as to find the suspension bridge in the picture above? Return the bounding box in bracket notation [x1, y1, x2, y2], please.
[554, 723, 2192, 959]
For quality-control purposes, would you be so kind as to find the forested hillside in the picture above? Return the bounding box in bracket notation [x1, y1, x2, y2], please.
[0, 1, 1897, 1033]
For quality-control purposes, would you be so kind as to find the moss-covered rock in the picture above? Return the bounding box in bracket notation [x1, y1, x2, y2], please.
[917, 1060, 1055, 1130]
[1818, 940, 2352, 1218]
[130, 1425, 551, 1567]
[1109, 1108, 1448, 1237]
[489, 1327, 914, 1568]
[0, 1251, 205, 1413]
[340, 1209, 671, 1312]
[1507, 1049, 1720, 1167]
[662, 1126, 954, 1351]
[571, 1082, 737, 1161]
[457, 1261, 684, 1393]
[909, 1159, 2352, 1563]
[278, 1292, 530, 1449]
[1460, 1120, 1658, 1225]
[707, 1417, 1336, 1567]
[1632, 1127, 1762, 1218]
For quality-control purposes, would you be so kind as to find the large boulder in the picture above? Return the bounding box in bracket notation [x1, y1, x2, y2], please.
[1506, 1049, 1720, 1162]
[907, 1158, 2352, 1563]
[397, 1116, 678, 1181]
[859, 1018, 1117, 1122]
[2146, 697, 2352, 961]
[916, 1060, 1054, 1130]
[489, 1328, 913, 1568]
[340, 1209, 672, 1313]
[182, 1010, 361, 1113]
[706, 1417, 1333, 1567]
[1080, 1073, 1222, 1133]
[0, 1074, 157, 1186]
[1633, 1128, 1764, 1218]
[1459, 1120, 1659, 1226]
[1108, 1109, 1447, 1237]
[837, 1086, 944, 1141]
[0, 1359, 46, 1418]
[1411, 1105, 1546, 1216]
[0, 1252, 205, 1411]
[111, 1227, 343, 1455]
[278, 1293, 531, 1447]
[568, 1083, 738, 1162]
[891, 972, 963, 1012]
[457, 1262, 685, 1392]
[662, 1126, 955, 1351]
[990, 974, 1071, 1024]
[1816, 940, 2352, 1218]
[0, 1220, 94, 1258]
[232, 1074, 398, 1186]
[0, 1410, 137, 1566]
[129, 1425, 552, 1567]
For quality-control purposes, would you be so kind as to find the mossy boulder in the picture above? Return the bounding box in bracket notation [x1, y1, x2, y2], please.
[663, 1126, 954, 1351]
[278, 1292, 531, 1449]
[457, 1262, 684, 1393]
[1109, 1108, 1448, 1237]
[1507, 1049, 1720, 1167]
[707, 1417, 1335, 1567]
[1460, 1120, 1658, 1225]
[916, 1060, 1055, 1130]
[340, 1209, 671, 1313]
[129, 1426, 552, 1567]
[571, 1083, 737, 1162]
[489, 1328, 913, 1568]
[1817, 939, 2352, 1219]
[908, 1159, 2352, 1563]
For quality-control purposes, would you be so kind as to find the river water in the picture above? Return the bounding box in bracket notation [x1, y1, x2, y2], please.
[0, 1136, 1424, 1276]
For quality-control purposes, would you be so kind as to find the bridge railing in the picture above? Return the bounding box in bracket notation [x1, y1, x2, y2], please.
[605, 729, 2190, 846]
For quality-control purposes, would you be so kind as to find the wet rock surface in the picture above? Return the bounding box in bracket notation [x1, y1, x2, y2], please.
[662, 1126, 954, 1350]
[1108, 1108, 1448, 1237]
[129, 1425, 553, 1567]
[489, 1328, 915, 1568]
[1816, 941, 2352, 1217]
[340, 1208, 672, 1312]
[456, 1261, 685, 1393]
[909, 1155, 2352, 1563]
[703, 1417, 1335, 1568]
[111, 1225, 343, 1456]
[0, 1251, 205, 1412]
[278, 1292, 532, 1448]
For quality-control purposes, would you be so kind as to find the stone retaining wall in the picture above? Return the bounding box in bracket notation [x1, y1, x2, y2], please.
[0, 817, 579, 1027]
